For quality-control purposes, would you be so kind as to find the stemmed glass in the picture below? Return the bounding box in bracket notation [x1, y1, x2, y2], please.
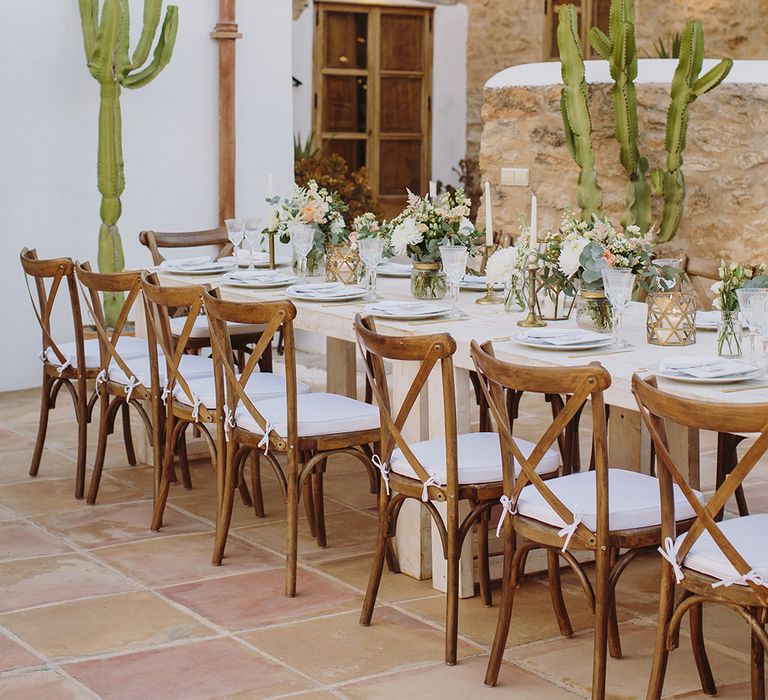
[357, 237, 385, 299]
[243, 217, 263, 269]
[739, 288, 768, 364]
[601, 268, 636, 349]
[440, 244, 469, 319]
[225, 219, 245, 260]
[289, 222, 314, 284]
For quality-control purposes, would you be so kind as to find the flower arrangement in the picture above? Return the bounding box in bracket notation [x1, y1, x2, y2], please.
[711, 261, 760, 311]
[485, 243, 528, 310]
[389, 189, 479, 263]
[540, 209, 654, 293]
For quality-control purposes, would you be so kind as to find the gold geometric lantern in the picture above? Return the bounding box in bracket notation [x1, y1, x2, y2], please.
[325, 243, 362, 285]
[646, 291, 697, 346]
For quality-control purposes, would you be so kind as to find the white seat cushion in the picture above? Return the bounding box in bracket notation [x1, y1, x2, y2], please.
[169, 314, 266, 339]
[679, 514, 768, 585]
[108, 353, 214, 388]
[173, 372, 311, 409]
[517, 469, 702, 532]
[390, 432, 560, 485]
[235, 393, 379, 438]
[44, 337, 149, 370]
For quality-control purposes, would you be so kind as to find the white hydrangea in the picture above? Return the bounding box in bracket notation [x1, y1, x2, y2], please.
[391, 217, 423, 256]
[558, 237, 590, 277]
[485, 246, 521, 283]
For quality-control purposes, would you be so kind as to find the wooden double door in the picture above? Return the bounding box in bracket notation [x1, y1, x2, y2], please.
[313, 2, 433, 214]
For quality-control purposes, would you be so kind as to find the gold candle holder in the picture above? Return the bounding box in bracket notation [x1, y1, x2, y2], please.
[476, 244, 503, 305]
[517, 254, 546, 328]
[646, 291, 696, 346]
[268, 233, 276, 270]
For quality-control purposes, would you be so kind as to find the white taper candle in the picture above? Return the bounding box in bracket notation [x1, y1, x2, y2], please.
[529, 193, 538, 250]
[484, 181, 494, 248]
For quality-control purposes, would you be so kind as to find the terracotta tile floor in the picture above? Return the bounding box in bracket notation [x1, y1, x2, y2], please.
[0, 386, 763, 699]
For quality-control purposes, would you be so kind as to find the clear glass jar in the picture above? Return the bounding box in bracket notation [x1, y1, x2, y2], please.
[717, 310, 742, 357]
[576, 290, 613, 332]
[410, 262, 447, 300]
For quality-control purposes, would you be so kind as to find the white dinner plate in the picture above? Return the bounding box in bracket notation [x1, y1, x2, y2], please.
[219, 254, 292, 269]
[513, 331, 615, 351]
[160, 259, 236, 275]
[365, 301, 450, 321]
[285, 283, 367, 302]
[222, 272, 297, 289]
[695, 310, 720, 330]
[377, 261, 413, 278]
[650, 362, 763, 384]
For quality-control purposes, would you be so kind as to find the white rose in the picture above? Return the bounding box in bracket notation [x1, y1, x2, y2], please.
[458, 217, 475, 234]
[485, 246, 520, 282]
[558, 237, 590, 277]
[329, 216, 344, 235]
[391, 217, 423, 256]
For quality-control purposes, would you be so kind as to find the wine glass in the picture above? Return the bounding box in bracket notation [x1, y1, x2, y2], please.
[601, 268, 635, 349]
[440, 244, 469, 319]
[243, 217, 263, 269]
[357, 237, 385, 299]
[738, 288, 768, 362]
[225, 218, 245, 261]
[289, 222, 314, 284]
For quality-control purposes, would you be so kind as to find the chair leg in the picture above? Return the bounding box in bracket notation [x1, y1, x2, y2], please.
[689, 602, 716, 695]
[646, 561, 676, 700]
[177, 431, 192, 490]
[360, 485, 391, 627]
[151, 414, 176, 532]
[312, 459, 327, 548]
[607, 547, 623, 660]
[302, 462, 318, 539]
[477, 509, 492, 607]
[249, 450, 265, 517]
[212, 445, 238, 565]
[485, 531, 517, 686]
[285, 458, 300, 597]
[591, 545, 611, 700]
[751, 612, 765, 700]
[75, 383, 88, 500]
[547, 548, 573, 638]
[121, 401, 137, 466]
[29, 373, 53, 479]
[87, 394, 111, 504]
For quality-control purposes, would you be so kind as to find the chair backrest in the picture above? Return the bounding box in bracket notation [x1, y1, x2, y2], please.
[75, 262, 149, 395]
[353, 314, 458, 499]
[203, 289, 297, 453]
[139, 227, 230, 266]
[140, 271, 213, 420]
[20, 248, 86, 372]
[632, 373, 768, 603]
[470, 340, 611, 548]
[684, 256, 720, 310]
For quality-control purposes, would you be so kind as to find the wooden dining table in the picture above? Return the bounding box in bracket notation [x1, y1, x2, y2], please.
[151, 267, 768, 598]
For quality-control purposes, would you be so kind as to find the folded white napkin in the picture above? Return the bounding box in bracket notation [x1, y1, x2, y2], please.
[696, 310, 720, 326]
[524, 328, 612, 346]
[658, 356, 757, 378]
[227, 270, 287, 282]
[291, 282, 350, 296]
[163, 256, 214, 271]
[369, 301, 440, 316]
[379, 262, 412, 272]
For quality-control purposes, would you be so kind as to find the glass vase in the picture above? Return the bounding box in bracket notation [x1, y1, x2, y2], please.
[410, 262, 447, 300]
[293, 246, 324, 278]
[576, 290, 613, 333]
[717, 310, 742, 358]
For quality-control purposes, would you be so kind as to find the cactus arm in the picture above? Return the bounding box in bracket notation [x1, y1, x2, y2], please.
[115, 0, 131, 80]
[130, 0, 163, 70]
[558, 4, 603, 220]
[693, 59, 733, 96]
[90, 0, 121, 83]
[78, 0, 98, 62]
[561, 93, 577, 161]
[123, 6, 179, 89]
[588, 27, 612, 61]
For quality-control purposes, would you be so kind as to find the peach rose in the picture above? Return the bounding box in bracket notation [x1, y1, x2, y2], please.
[603, 250, 617, 267]
[302, 205, 316, 223]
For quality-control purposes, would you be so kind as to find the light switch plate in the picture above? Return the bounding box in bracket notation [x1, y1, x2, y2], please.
[501, 167, 529, 187]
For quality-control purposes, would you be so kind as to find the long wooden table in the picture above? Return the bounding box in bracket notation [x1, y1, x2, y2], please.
[154, 269, 768, 597]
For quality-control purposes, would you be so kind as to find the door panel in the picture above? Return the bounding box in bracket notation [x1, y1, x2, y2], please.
[324, 11, 368, 69]
[380, 78, 422, 133]
[325, 138, 367, 171]
[323, 76, 368, 133]
[379, 140, 422, 196]
[380, 14, 423, 71]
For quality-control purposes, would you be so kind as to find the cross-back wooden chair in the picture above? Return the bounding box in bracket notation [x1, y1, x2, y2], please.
[204, 290, 379, 595]
[141, 271, 310, 532]
[354, 317, 563, 666]
[471, 342, 703, 699]
[634, 374, 768, 700]
[139, 227, 271, 372]
[21, 248, 109, 499]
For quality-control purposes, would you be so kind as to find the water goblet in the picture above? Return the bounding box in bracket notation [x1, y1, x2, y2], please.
[736, 288, 768, 361]
[289, 222, 314, 283]
[243, 217, 263, 269]
[439, 244, 469, 319]
[601, 268, 636, 349]
[357, 237, 385, 299]
[225, 218, 245, 260]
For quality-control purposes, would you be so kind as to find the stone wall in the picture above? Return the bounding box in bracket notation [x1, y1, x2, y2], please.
[479, 76, 768, 262]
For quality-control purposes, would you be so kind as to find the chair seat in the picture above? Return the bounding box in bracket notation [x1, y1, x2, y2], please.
[169, 314, 266, 339]
[517, 469, 702, 532]
[390, 432, 560, 485]
[235, 393, 379, 438]
[44, 337, 148, 370]
[680, 514, 768, 585]
[173, 373, 311, 410]
[108, 354, 214, 388]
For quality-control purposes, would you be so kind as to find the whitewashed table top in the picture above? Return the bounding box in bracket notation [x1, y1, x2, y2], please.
[155, 268, 768, 413]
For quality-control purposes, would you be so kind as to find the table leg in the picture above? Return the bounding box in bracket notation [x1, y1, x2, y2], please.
[667, 421, 701, 490]
[326, 337, 357, 399]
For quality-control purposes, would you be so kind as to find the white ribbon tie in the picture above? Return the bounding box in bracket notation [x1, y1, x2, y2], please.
[191, 393, 203, 422]
[372, 455, 390, 495]
[123, 376, 140, 403]
[258, 419, 275, 456]
[160, 383, 170, 406]
[712, 569, 768, 589]
[496, 495, 517, 538]
[55, 356, 73, 376]
[421, 474, 438, 502]
[96, 369, 108, 388]
[557, 511, 583, 553]
[658, 536, 685, 583]
[223, 405, 235, 442]
[38, 348, 49, 362]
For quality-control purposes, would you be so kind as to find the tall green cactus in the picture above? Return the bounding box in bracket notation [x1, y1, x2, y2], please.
[652, 20, 732, 242]
[78, 0, 179, 324]
[588, 0, 652, 232]
[557, 5, 604, 221]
